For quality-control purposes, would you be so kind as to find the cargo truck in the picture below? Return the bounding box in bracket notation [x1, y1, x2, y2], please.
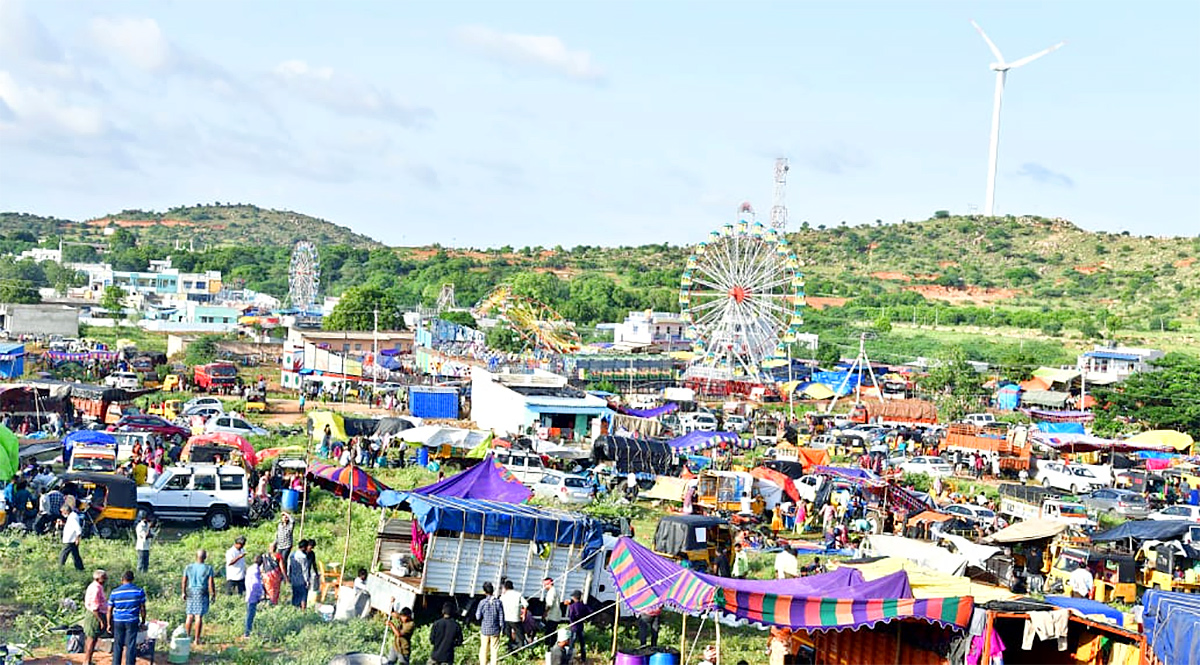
[849, 398, 938, 426]
[940, 423, 1033, 475]
[365, 494, 620, 616]
[997, 483, 1095, 527]
[193, 362, 239, 393]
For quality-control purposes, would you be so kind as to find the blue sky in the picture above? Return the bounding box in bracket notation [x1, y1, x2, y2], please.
[0, 0, 1196, 247]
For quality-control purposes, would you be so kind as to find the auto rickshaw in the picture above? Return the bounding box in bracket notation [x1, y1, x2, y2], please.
[1047, 547, 1139, 602]
[652, 514, 734, 571]
[245, 388, 268, 414]
[695, 470, 766, 515]
[57, 472, 137, 539]
[147, 399, 182, 420]
[161, 374, 182, 392]
[1139, 541, 1200, 593]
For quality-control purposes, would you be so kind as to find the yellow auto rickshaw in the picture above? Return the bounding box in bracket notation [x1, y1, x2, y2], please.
[57, 471, 138, 539]
[652, 514, 734, 570]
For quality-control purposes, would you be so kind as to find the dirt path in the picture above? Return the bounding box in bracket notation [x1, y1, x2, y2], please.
[259, 398, 395, 426]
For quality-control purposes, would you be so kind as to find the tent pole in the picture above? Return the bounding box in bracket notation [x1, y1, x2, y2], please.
[298, 447, 312, 543]
[340, 459, 354, 587]
[610, 601, 619, 658]
[894, 622, 902, 665]
[680, 613, 686, 657]
[715, 613, 721, 665]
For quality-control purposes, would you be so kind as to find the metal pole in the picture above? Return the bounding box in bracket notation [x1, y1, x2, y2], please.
[373, 308, 379, 393]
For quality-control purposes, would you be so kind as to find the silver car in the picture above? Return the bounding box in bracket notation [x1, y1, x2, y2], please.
[1081, 488, 1150, 519]
[532, 471, 592, 505]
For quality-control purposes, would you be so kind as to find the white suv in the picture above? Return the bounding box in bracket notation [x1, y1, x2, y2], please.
[137, 464, 250, 530]
[104, 372, 142, 390]
[206, 414, 268, 437]
[1038, 461, 1106, 494]
[494, 449, 547, 485]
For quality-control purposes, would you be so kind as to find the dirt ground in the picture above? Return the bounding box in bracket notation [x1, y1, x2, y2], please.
[259, 398, 391, 426]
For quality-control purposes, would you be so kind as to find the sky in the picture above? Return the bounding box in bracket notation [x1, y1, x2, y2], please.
[0, 0, 1197, 248]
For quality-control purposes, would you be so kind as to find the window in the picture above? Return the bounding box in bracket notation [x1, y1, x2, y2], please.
[219, 474, 243, 491]
[354, 343, 362, 351]
[193, 475, 216, 491]
[496, 453, 510, 464]
[232, 419, 250, 430]
[163, 474, 190, 490]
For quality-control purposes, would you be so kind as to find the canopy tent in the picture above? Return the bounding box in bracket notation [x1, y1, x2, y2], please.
[406, 453, 532, 503]
[1019, 377, 1051, 392]
[793, 382, 836, 400]
[812, 466, 885, 486]
[750, 466, 800, 503]
[307, 462, 390, 506]
[616, 403, 678, 419]
[983, 518, 1068, 544]
[62, 430, 117, 461]
[994, 384, 1020, 411]
[1035, 422, 1086, 435]
[1142, 589, 1200, 665]
[1032, 367, 1080, 387]
[374, 416, 423, 439]
[1026, 409, 1094, 423]
[1030, 432, 1173, 454]
[1126, 430, 1195, 453]
[1020, 390, 1070, 409]
[839, 557, 1016, 604]
[667, 430, 747, 453]
[0, 424, 17, 479]
[1090, 519, 1194, 543]
[644, 475, 690, 502]
[608, 537, 973, 631]
[394, 493, 604, 557]
[862, 535, 970, 576]
[398, 425, 491, 449]
[308, 410, 348, 443]
[1042, 595, 1124, 624]
[791, 447, 831, 468]
[186, 431, 259, 466]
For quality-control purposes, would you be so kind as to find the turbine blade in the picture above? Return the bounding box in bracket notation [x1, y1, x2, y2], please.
[1007, 42, 1065, 69]
[970, 19, 1005, 64]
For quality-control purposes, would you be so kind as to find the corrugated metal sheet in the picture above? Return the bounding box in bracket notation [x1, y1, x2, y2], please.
[410, 386, 459, 419]
[421, 533, 598, 600]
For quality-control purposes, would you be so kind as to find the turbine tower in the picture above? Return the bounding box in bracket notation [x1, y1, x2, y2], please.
[971, 20, 1064, 217]
[769, 157, 789, 230]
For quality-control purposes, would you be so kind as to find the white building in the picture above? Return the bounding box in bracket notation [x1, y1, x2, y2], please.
[470, 366, 609, 441]
[1078, 344, 1164, 384]
[613, 311, 687, 350]
[17, 248, 63, 263]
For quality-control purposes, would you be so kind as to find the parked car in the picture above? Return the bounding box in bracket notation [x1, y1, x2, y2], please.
[110, 414, 190, 443]
[103, 372, 142, 390]
[725, 414, 749, 433]
[1038, 461, 1106, 494]
[943, 503, 997, 526]
[961, 413, 997, 427]
[900, 456, 954, 477]
[495, 448, 548, 485]
[136, 463, 250, 529]
[183, 396, 225, 413]
[182, 406, 223, 421]
[205, 414, 268, 438]
[532, 470, 592, 505]
[1148, 504, 1200, 522]
[1080, 488, 1150, 519]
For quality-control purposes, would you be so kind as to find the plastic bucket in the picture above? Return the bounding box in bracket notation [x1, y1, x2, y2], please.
[650, 652, 680, 665]
[416, 447, 429, 468]
[167, 635, 191, 664]
[282, 489, 300, 511]
[615, 653, 648, 665]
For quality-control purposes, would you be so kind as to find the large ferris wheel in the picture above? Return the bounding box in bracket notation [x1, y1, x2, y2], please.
[679, 204, 805, 380]
[288, 241, 321, 313]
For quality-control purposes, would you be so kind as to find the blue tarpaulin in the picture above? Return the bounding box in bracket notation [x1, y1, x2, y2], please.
[1142, 589, 1200, 665]
[1035, 422, 1086, 434]
[63, 430, 117, 459]
[1042, 595, 1123, 624]
[809, 371, 860, 397]
[1090, 520, 1193, 543]
[995, 384, 1020, 411]
[395, 493, 605, 557]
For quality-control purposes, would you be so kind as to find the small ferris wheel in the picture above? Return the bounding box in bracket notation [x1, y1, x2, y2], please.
[679, 204, 804, 379]
[288, 241, 320, 313]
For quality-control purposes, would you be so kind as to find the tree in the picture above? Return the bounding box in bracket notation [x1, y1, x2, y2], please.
[184, 335, 221, 366]
[439, 311, 477, 329]
[0, 280, 40, 304]
[1092, 353, 1200, 439]
[101, 286, 125, 318]
[485, 323, 525, 353]
[324, 286, 406, 331]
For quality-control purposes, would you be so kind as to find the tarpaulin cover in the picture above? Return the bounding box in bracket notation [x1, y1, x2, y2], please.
[307, 462, 390, 506]
[1042, 596, 1124, 624]
[653, 515, 727, 554]
[983, 518, 1068, 544]
[667, 430, 747, 453]
[854, 399, 938, 423]
[863, 535, 969, 576]
[617, 403, 678, 419]
[813, 466, 882, 483]
[1127, 430, 1195, 453]
[841, 557, 1016, 604]
[750, 466, 800, 503]
[1142, 589, 1200, 665]
[1025, 409, 1095, 423]
[810, 371, 860, 397]
[0, 424, 17, 479]
[794, 447, 831, 468]
[1020, 390, 1070, 408]
[408, 453, 532, 503]
[1035, 422, 1086, 434]
[397, 493, 604, 556]
[62, 430, 117, 459]
[187, 431, 259, 466]
[374, 417, 419, 438]
[1031, 432, 1173, 454]
[995, 385, 1020, 411]
[592, 435, 676, 475]
[1090, 519, 1194, 543]
[608, 537, 973, 631]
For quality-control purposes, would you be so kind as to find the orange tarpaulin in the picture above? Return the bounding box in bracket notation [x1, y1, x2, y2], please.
[907, 510, 954, 526]
[751, 466, 801, 503]
[1019, 377, 1050, 392]
[795, 447, 831, 468]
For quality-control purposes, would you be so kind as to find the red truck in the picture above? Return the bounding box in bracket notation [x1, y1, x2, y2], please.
[849, 398, 938, 425]
[194, 362, 240, 394]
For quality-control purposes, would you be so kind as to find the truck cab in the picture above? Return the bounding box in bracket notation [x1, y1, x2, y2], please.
[652, 514, 733, 569]
[695, 470, 763, 515]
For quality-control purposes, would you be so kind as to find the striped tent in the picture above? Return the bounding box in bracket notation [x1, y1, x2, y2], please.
[608, 536, 973, 631]
[667, 431, 749, 454]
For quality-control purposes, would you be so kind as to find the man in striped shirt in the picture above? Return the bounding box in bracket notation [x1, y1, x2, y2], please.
[108, 570, 147, 665]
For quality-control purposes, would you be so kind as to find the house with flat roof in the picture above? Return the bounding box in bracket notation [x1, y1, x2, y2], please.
[1077, 344, 1163, 384]
[470, 366, 609, 441]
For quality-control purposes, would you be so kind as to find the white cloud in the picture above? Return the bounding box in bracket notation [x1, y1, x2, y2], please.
[89, 16, 172, 72]
[270, 59, 432, 127]
[0, 70, 106, 136]
[0, 0, 61, 62]
[455, 25, 605, 83]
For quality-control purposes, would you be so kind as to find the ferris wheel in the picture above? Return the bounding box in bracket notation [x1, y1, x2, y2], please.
[288, 241, 321, 313]
[679, 205, 805, 379]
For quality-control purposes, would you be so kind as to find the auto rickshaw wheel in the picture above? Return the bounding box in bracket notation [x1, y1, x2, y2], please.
[96, 521, 119, 539]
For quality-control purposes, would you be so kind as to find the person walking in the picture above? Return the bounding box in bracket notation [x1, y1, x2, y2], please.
[82, 570, 108, 665]
[637, 606, 662, 648]
[289, 539, 314, 608]
[429, 602, 464, 665]
[275, 512, 294, 573]
[499, 579, 528, 650]
[475, 581, 504, 665]
[385, 607, 416, 665]
[135, 515, 153, 573]
[566, 590, 588, 663]
[108, 570, 147, 665]
[261, 543, 284, 605]
[226, 535, 248, 596]
[60, 503, 84, 570]
[243, 554, 264, 639]
[182, 549, 216, 646]
[540, 577, 563, 641]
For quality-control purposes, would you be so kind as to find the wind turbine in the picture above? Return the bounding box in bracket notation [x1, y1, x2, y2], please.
[971, 20, 1064, 217]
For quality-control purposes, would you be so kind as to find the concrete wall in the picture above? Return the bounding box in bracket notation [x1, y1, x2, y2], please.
[0, 304, 79, 337]
[470, 367, 530, 436]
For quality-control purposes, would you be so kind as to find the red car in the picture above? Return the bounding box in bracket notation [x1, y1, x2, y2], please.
[108, 414, 190, 444]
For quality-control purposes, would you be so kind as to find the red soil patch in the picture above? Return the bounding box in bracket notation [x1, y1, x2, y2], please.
[912, 273, 941, 281]
[870, 271, 911, 281]
[1073, 263, 1110, 275]
[905, 285, 1020, 304]
[89, 218, 195, 228]
[1174, 257, 1195, 268]
[938, 261, 958, 268]
[805, 296, 849, 310]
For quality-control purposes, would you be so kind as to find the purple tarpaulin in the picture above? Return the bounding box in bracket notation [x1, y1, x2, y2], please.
[668, 430, 749, 452]
[410, 453, 532, 503]
[813, 465, 885, 485]
[1031, 432, 1174, 454]
[618, 402, 679, 419]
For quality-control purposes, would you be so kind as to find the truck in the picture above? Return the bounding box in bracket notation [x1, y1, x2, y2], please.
[365, 496, 620, 617]
[849, 398, 938, 426]
[940, 423, 1033, 475]
[193, 362, 239, 393]
[591, 435, 677, 477]
[997, 483, 1094, 527]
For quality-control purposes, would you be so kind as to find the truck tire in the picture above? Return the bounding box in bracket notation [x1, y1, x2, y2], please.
[205, 508, 231, 530]
[137, 505, 155, 522]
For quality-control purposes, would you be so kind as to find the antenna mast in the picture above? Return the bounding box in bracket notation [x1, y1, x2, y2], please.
[770, 157, 790, 230]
